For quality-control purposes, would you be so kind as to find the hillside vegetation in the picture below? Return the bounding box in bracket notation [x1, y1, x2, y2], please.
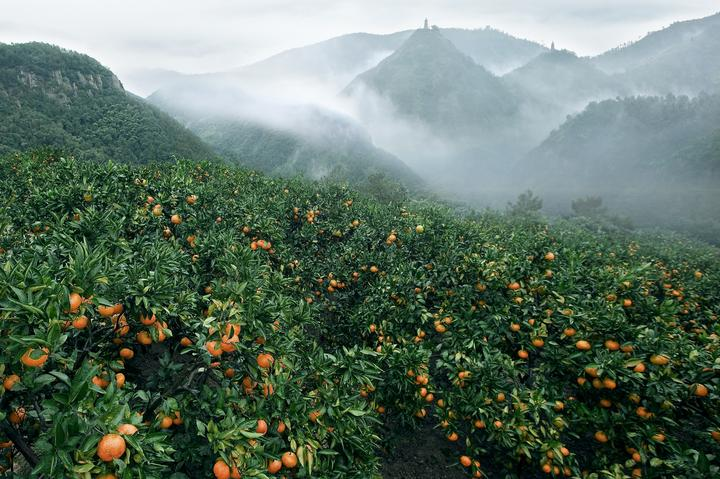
[0, 43, 212, 163]
[1, 150, 719, 478]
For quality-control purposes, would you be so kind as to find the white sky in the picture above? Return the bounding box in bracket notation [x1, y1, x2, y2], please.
[1, 0, 718, 79]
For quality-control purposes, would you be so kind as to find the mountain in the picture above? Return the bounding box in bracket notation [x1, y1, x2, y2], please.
[139, 27, 546, 96]
[504, 49, 622, 114]
[148, 79, 422, 187]
[526, 93, 720, 181]
[343, 28, 518, 136]
[0, 42, 212, 163]
[592, 12, 720, 94]
[440, 27, 546, 74]
[239, 26, 546, 84]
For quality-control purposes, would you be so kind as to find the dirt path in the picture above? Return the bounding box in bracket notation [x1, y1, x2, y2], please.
[380, 422, 468, 479]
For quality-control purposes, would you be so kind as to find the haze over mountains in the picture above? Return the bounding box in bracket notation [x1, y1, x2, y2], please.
[2, 11, 719, 240]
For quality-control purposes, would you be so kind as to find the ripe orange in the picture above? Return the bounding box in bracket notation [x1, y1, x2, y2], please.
[206, 340, 223, 357]
[92, 375, 110, 389]
[267, 459, 282, 474]
[563, 327, 576, 337]
[692, 384, 709, 397]
[140, 314, 156, 326]
[170, 214, 182, 225]
[21, 347, 49, 368]
[604, 339, 620, 351]
[281, 451, 298, 468]
[460, 455, 472, 467]
[575, 340, 591, 351]
[159, 416, 173, 429]
[508, 282, 521, 291]
[69, 292, 83, 313]
[602, 378, 617, 390]
[117, 423, 138, 435]
[256, 419, 268, 435]
[113, 303, 124, 315]
[72, 315, 89, 329]
[544, 252, 556, 261]
[622, 299, 633, 308]
[447, 432, 459, 441]
[532, 338, 545, 348]
[594, 431, 608, 443]
[97, 305, 116, 317]
[633, 362, 646, 373]
[277, 420, 286, 434]
[650, 354, 669, 366]
[257, 353, 274, 369]
[137, 330, 152, 346]
[119, 348, 134, 360]
[115, 373, 125, 388]
[309, 410, 321, 423]
[213, 459, 231, 479]
[3, 374, 21, 391]
[518, 349, 529, 359]
[180, 336, 193, 347]
[97, 434, 126, 461]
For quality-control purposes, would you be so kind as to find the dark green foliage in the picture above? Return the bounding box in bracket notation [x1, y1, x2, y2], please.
[0, 42, 213, 163]
[507, 190, 543, 217]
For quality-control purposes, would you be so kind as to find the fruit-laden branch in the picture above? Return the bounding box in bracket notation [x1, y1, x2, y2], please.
[1, 419, 40, 468]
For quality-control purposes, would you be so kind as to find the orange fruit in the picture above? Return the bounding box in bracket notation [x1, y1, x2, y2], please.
[532, 338, 545, 348]
[170, 214, 182, 225]
[692, 384, 709, 397]
[508, 282, 521, 291]
[97, 305, 116, 317]
[180, 337, 193, 347]
[115, 373, 125, 388]
[460, 456, 472, 467]
[97, 434, 126, 462]
[447, 432, 459, 441]
[257, 353, 274, 369]
[117, 424, 138, 435]
[9, 407, 25, 424]
[309, 410, 321, 422]
[563, 327, 576, 337]
[113, 303, 124, 315]
[267, 459, 282, 474]
[3, 374, 21, 391]
[650, 354, 669, 366]
[594, 431, 608, 443]
[277, 420, 286, 434]
[281, 451, 298, 468]
[140, 314, 156, 326]
[604, 340, 620, 351]
[92, 375, 110, 389]
[256, 419, 268, 435]
[159, 416, 173, 429]
[230, 464, 241, 479]
[119, 348, 134, 360]
[544, 252, 556, 261]
[213, 459, 231, 479]
[575, 340, 591, 351]
[518, 349, 529, 359]
[206, 340, 223, 357]
[69, 292, 83, 313]
[72, 315, 89, 329]
[137, 330, 152, 345]
[21, 347, 49, 368]
[633, 362, 646, 373]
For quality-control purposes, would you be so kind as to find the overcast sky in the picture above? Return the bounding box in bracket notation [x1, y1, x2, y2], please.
[2, 0, 718, 84]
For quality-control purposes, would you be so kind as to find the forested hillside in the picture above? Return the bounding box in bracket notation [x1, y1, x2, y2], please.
[0, 43, 213, 163]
